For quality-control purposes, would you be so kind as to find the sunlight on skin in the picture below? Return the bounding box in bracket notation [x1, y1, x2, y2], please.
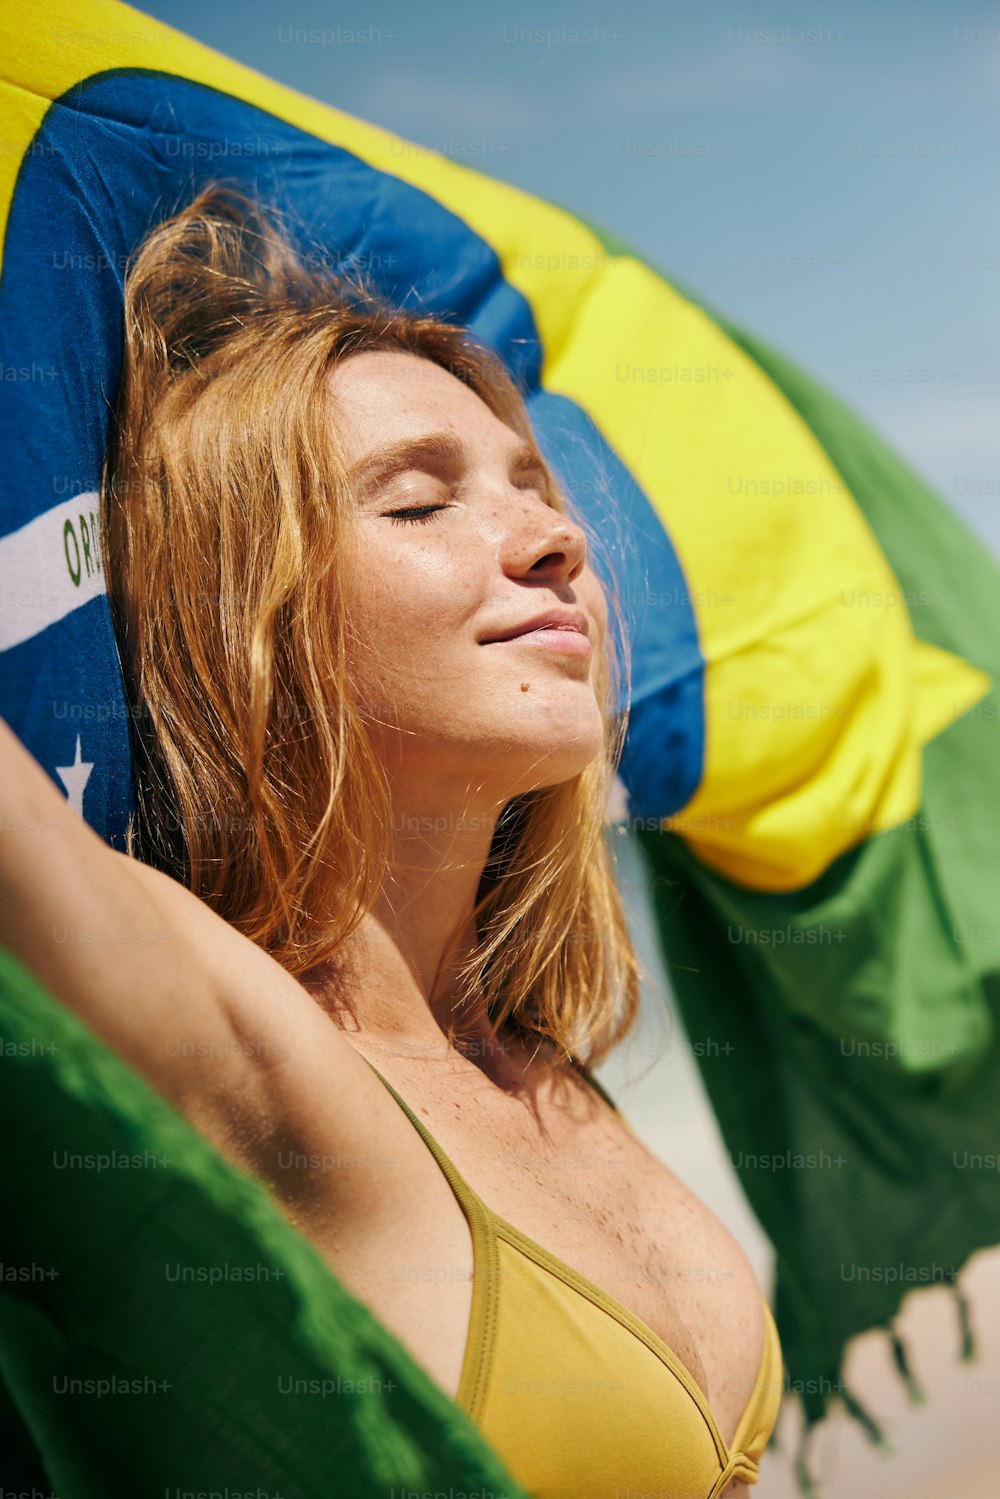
[317, 348, 609, 1053]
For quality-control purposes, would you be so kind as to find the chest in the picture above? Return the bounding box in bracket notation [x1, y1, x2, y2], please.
[341, 1052, 767, 1450]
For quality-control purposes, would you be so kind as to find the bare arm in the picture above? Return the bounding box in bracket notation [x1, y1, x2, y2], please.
[0, 716, 349, 1179]
[0, 714, 403, 1255]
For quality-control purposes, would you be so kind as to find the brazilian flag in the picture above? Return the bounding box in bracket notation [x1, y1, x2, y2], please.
[1, 1, 998, 1495]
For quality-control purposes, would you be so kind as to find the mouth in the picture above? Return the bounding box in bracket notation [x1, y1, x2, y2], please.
[479, 606, 591, 649]
[486, 624, 592, 657]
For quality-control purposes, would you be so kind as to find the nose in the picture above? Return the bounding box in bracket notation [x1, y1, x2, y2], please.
[499, 496, 589, 586]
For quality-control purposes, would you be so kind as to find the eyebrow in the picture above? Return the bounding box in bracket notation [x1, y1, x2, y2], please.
[346, 431, 554, 500]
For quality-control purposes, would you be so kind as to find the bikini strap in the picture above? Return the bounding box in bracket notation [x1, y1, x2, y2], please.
[360, 1054, 485, 1213]
[361, 1054, 499, 1419]
[362, 1051, 621, 1190]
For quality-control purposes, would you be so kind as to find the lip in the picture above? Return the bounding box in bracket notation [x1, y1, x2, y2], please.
[480, 607, 591, 645]
[492, 627, 592, 656]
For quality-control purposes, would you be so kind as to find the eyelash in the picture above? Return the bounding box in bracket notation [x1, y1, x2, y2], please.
[385, 479, 554, 527]
[386, 503, 448, 527]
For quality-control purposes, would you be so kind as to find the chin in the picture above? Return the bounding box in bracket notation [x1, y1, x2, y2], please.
[507, 733, 607, 794]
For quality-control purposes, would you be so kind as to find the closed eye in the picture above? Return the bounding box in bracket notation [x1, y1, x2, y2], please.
[386, 503, 449, 527]
[383, 466, 559, 526]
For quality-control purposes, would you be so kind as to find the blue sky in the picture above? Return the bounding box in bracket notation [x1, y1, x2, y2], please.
[139, 0, 1000, 556]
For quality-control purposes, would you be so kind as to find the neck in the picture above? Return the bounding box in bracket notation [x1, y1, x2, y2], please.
[301, 778, 520, 1066]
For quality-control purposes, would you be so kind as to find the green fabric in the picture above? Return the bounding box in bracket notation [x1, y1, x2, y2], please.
[575, 208, 1000, 1485]
[0, 944, 529, 1498]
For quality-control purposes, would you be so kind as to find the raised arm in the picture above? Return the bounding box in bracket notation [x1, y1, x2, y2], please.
[0, 714, 395, 1246]
[0, 716, 319, 1176]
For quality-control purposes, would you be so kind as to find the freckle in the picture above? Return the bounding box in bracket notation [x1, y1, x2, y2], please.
[520, 681, 530, 692]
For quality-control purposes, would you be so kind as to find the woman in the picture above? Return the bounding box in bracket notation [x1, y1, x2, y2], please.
[0, 184, 781, 1498]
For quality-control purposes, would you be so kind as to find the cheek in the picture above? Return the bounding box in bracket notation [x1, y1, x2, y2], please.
[345, 534, 478, 674]
[582, 572, 610, 644]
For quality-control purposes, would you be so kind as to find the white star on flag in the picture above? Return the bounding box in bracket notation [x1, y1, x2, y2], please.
[55, 735, 94, 817]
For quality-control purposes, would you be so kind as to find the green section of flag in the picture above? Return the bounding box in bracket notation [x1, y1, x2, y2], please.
[0, 945, 529, 1499]
[636, 820, 995, 1431]
[579, 211, 1000, 1451]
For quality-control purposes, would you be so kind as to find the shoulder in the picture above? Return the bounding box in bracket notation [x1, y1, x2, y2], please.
[123, 854, 308, 1050]
[124, 857, 375, 1183]
[124, 855, 319, 1036]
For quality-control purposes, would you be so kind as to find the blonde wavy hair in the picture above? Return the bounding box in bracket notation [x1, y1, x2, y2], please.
[100, 181, 641, 1069]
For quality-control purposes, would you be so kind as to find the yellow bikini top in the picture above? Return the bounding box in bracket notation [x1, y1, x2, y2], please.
[362, 1056, 785, 1499]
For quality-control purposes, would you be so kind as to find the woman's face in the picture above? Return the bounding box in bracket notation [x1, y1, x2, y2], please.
[326, 349, 608, 806]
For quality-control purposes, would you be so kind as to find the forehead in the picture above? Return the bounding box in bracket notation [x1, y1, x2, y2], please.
[326, 349, 506, 448]
[329, 346, 491, 422]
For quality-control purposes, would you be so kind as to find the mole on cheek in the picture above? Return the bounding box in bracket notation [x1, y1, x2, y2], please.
[520, 682, 530, 692]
